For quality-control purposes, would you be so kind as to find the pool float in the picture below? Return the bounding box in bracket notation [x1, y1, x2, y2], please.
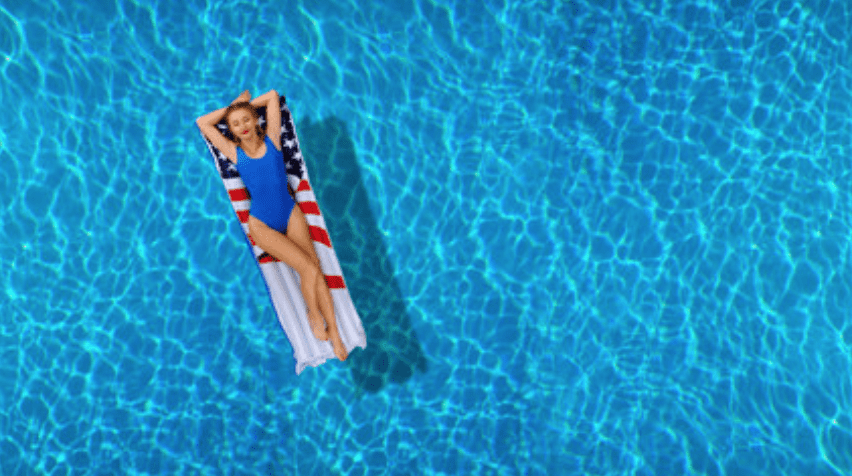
[197, 94, 367, 374]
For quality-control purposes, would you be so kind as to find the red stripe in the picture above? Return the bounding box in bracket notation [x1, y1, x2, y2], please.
[309, 226, 331, 248]
[229, 188, 249, 201]
[259, 255, 277, 264]
[297, 180, 311, 192]
[236, 210, 249, 223]
[247, 234, 256, 246]
[299, 201, 320, 215]
[324, 275, 345, 289]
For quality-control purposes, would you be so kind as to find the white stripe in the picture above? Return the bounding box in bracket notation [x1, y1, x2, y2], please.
[303, 212, 328, 231]
[224, 177, 246, 190]
[295, 191, 316, 204]
[231, 200, 250, 212]
[315, 247, 343, 278]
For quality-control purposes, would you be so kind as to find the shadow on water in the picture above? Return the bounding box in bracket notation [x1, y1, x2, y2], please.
[296, 114, 428, 396]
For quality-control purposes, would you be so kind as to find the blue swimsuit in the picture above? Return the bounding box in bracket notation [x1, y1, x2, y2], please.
[236, 136, 296, 234]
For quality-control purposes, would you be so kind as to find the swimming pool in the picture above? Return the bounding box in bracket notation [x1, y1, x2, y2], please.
[1, 0, 851, 474]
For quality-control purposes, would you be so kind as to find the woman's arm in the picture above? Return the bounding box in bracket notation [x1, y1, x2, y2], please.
[250, 89, 278, 108]
[195, 90, 251, 125]
[253, 90, 281, 148]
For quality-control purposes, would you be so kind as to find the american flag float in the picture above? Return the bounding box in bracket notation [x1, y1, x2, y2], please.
[197, 94, 367, 374]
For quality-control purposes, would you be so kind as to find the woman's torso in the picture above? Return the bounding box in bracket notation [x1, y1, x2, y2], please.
[235, 136, 289, 201]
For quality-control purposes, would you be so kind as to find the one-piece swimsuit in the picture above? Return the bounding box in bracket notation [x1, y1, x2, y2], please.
[235, 135, 296, 234]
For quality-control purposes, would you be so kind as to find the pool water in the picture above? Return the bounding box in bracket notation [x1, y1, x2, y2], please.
[1, 0, 851, 474]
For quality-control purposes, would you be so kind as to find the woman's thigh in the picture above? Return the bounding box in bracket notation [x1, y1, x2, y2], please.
[247, 215, 313, 272]
[287, 205, 320, 264]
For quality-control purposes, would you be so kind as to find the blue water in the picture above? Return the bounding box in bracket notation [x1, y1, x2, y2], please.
[1, 0, 851, 474]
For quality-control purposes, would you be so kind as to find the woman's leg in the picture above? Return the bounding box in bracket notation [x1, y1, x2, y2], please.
[248, 215, 328, 341]
[285, 205, 321, 269]
[314, 271, 347, 361]
[286, 206, 348, 361]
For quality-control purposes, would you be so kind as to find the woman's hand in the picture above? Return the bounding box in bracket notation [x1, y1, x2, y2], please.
[232, 90, 251, 105]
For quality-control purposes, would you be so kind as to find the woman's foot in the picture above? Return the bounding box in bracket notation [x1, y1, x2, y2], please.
[308, 311, 329, 341]
[330, 331, 348, 361]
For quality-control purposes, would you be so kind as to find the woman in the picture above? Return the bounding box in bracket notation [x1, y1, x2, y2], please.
[196, 89, 348, 362]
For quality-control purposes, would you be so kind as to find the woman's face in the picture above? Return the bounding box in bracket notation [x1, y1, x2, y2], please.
[228, 109, 257, 140]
